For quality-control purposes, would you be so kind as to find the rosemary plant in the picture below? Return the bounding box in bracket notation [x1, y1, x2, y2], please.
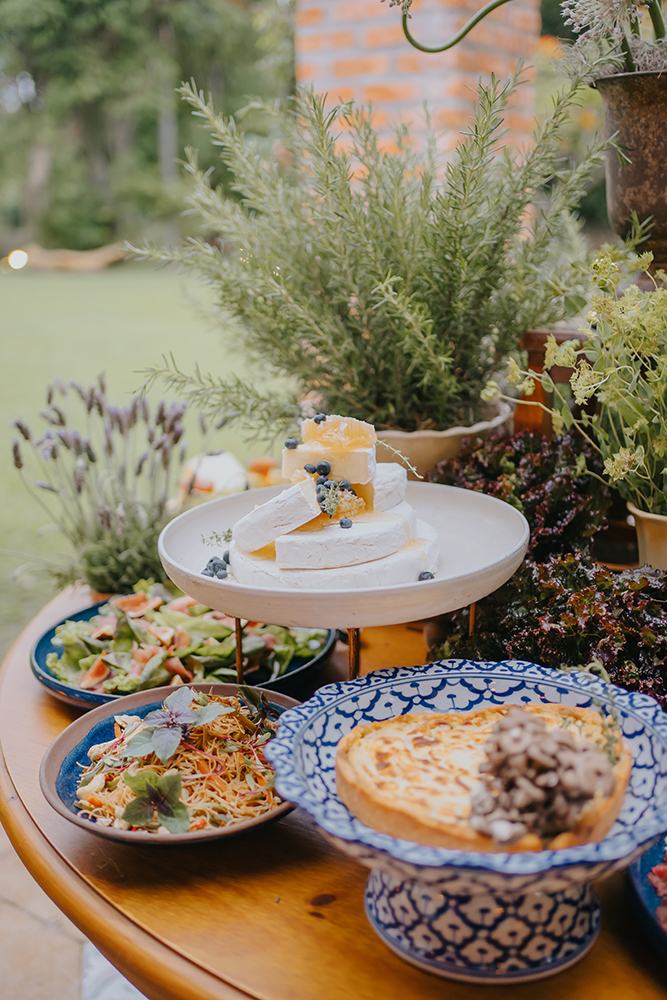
[9, 376, 189, 593]
[135, 69, 611, 438]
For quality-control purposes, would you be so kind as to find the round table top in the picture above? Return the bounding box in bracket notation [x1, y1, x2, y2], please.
[1, 589, 666, 1000]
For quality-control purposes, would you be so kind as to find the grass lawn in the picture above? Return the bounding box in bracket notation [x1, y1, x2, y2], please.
[0, 262, 279, 659]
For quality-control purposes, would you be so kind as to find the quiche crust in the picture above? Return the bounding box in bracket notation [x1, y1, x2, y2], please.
[335, 703, 632, 853]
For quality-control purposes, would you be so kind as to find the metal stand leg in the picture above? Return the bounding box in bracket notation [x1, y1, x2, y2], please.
[235, 617, 244, 684]
[348, 627, 361, 680]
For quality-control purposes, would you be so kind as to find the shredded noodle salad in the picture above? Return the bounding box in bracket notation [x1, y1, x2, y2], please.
[75, 688, 282, 834]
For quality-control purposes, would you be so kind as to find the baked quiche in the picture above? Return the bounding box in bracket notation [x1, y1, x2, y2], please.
[335, 703, 632, 853]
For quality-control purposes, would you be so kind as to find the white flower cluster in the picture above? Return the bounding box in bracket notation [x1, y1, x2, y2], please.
[561, 0, 641, 39]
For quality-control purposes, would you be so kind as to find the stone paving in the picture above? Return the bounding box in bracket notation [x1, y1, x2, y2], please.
[0, 821, 145, 1000]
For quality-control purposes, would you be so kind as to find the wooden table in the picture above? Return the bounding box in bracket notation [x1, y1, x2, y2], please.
[1, 590, 666, 1000]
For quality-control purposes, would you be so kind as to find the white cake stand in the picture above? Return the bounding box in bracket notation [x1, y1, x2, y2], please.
[158, 482, 529, 679]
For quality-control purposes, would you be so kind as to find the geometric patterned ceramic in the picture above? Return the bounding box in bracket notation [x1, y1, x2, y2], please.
[265, 659, 667, 983]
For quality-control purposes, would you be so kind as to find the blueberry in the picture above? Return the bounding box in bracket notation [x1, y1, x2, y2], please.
[206, 557, 225, 570]
[418, 571, 435, 581]
[304, 463, 317, 474]
[215, 567, 228, 579]
[284, 437, 298, 449]
[202, 568, 215, 577]
[316, 475, 327, 485]
[340, 517, 352, 528]
[323, 480, 337, 490]
[222, 550, 230, 564]
[313, 413, 327, 424]
[316, 460, 331, 476]
[349, 488, 357, 497]
[338, 479, 351, 491]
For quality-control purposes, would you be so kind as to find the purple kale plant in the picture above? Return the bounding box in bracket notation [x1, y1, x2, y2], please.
[428, 430, 667, 709]
[439, 555, 667, 711]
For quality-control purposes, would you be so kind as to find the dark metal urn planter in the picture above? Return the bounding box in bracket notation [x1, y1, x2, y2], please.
[595, 71, 667, 271]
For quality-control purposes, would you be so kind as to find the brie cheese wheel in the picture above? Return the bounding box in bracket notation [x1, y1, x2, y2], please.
[232, 479, 320, 552]
[281, 444, 376, 485]
[229, 519, 439, 590]
[356, 463, 407, 512]
[274, 500, 418, 570]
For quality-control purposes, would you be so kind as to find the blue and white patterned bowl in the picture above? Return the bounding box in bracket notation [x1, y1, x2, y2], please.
[266, 659, 667, 983]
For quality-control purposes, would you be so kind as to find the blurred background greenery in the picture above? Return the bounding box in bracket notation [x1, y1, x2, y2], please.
[0, 0, 294, 253]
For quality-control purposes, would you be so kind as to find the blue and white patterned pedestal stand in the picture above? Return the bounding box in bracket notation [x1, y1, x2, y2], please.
[266, 660, 667, 985]
[364, 871, 600, 982]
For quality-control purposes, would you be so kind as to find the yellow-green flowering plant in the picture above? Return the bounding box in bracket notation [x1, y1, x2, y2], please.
[483, 251, 667, 515]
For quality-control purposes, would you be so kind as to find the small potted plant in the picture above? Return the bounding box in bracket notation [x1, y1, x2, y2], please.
[485, 251, 667, 568]
[135, 71, 610, 475]
[558, 0, 667, 272]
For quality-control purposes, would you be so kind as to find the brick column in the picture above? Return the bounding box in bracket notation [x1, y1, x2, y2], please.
[295, 0, 541, 152]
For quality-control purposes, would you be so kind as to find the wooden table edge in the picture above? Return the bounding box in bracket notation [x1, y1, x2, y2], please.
[0, 735, 262, 1000]
[0, 593, 259, 1000]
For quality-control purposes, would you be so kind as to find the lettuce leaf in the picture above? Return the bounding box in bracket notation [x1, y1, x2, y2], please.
[153, 608, 232, 639]
[46, 651, 82, 685]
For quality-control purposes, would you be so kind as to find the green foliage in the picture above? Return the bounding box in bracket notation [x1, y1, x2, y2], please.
[435, 554, 667, 712]
[136, 68, 613, 436]
[492, 250, 667, 514]
[0, 0, 291, 248]
[122, 769, 190, 833]
[541, 0, 576, 38]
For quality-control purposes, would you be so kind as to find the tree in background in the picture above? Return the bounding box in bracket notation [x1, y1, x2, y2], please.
[0, 0, 295, 250]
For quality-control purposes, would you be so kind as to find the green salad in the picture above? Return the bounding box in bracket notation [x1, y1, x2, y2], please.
[46, 584, 329, 695]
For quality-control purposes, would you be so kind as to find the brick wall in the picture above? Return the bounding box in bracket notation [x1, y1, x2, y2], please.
[295, 0, 541, 153]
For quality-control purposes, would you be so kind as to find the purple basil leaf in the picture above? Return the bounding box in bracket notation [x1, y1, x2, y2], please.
[151, 725, 182, 763]
[164, 686, 195, 713]
[122, 798, 156, 828]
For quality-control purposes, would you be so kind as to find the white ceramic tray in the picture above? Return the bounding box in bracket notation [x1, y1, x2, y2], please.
[158, 482, 529, 629]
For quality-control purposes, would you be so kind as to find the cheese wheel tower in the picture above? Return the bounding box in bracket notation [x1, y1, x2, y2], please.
[225, 415, 439, 590]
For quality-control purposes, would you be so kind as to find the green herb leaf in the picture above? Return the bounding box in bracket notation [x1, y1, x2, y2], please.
[151, 725, 183, 763]
[122, 797, 157, 827]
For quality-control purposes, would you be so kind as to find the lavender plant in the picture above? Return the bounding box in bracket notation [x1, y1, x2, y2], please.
[9, 375, 189, 594]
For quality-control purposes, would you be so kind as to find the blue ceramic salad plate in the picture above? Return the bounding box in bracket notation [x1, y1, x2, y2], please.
[31, 596, 335, 710]
[628, 836, 667, 964]
[39, 683, 298, 844]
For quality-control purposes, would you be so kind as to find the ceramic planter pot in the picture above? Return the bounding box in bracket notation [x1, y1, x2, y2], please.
[376, 402, 511, 480]
[595, 72, 667, 272]
[627, 502, 667, 570]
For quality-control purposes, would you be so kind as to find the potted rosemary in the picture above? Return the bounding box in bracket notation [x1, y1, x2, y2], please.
[485, 251, 667, 568]
[136, 71, 610, 475]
